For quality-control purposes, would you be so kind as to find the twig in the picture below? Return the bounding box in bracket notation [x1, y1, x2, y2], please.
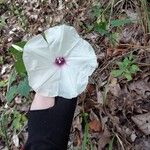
[108, 0, 115, 29]
[115, 133, 125, 150]
[119, 44, 150, 51]
[58, 0, 63, 10]
[137, 62, 150, 66]
[98, 49, 136, 73]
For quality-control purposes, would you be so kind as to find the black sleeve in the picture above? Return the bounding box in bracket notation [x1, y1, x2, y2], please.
[24, 96, 77, 150]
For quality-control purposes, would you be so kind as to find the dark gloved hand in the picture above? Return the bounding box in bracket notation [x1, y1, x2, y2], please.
[24, 96, 77, 150]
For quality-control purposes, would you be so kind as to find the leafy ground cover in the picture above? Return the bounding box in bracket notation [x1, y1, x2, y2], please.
[0, 0, 150, 150]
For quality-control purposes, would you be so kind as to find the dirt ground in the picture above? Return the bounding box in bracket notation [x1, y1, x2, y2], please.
[0, 0, 150, 150]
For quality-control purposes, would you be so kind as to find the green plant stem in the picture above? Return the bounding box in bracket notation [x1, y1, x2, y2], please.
[82, 113, 89, 150]
[1, 113, 10, 149]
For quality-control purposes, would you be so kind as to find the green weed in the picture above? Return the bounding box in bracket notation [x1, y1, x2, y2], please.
[107, 136, 115, 150]
[0, 111, 10, 148]
[12, 110, 27, 132]
[111, 54, 140, 81]
[0, 41, 30, 148]
[4, 42, 31, 103]
[90, 3, 133, 46]
[0, 16, 6, 29]
[0, 108, 27, 148]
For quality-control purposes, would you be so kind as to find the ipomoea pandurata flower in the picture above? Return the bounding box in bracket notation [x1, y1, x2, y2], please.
[23, 24, 98, 99]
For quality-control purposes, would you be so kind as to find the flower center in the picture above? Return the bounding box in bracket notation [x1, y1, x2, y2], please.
[55, 57, 65, 66]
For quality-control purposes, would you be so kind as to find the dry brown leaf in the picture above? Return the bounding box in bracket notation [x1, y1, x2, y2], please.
[96, 90, 104, 104]
[84, 99, 98, 111]
[106, 47, 127, 57]
[88, 110, 102, 133]
[89, 119, 102, 133]
[129, 77, 150, 99]
[86, 84, 95, 95]
[98, 128, 111, 150]
[108, 77, 121, 97]
[73, 129, 81, 147]
[131, 112, 150, 135]
[135, 138, 150, 150]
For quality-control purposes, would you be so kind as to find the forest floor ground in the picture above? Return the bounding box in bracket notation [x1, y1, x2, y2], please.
[0, 0, 150, 150]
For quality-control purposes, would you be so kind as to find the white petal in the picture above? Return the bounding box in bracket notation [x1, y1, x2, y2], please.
[62, 39, 98, 97]
[23, 34, 51, 61]
[58, 25, 80, 56]
[44, 26, 61, 59]
[58, 65, 78, 98]
[28, 64, 59, 94]
[23, 52, 50, 72]
[44, 25, 80, 57]
[76, 65, 95, 94]
[36, 68, 60, 97]
[44, 25, 60, 44]
[66, 39, 98, 68]
[58, 63, 95, 98]
[23, 34, 53, 73]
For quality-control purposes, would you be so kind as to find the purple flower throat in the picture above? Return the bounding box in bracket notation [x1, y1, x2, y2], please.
[55, 57, 66, 66]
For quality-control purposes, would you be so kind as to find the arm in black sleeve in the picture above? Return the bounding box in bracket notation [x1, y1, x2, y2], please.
[24, 96, 77, 150]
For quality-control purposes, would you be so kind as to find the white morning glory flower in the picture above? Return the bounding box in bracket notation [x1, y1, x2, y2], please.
[23, 24, 98, 99]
